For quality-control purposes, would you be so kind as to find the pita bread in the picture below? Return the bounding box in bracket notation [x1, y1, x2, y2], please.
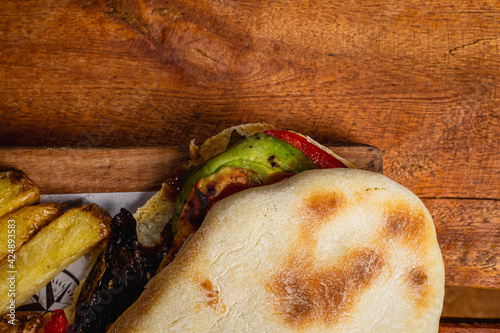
[110, 169, 444, 332]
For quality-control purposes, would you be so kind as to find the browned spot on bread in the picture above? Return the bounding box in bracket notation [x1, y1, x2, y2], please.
[304, 192, 344, 222]
[300, 192, 346, 242]
[270, 190, 385, 327]
[410, 267, 427, 286]
[269, 249, 384, 328]
[200, 279, 226, 313]
[405, 267, 432, 309]
[296, 191, 346, 251]
[385, 204, 428, 244]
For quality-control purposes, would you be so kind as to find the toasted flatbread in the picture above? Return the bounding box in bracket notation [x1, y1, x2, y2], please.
[110, 169, 444, 332]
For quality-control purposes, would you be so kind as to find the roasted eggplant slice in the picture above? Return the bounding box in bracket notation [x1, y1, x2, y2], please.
[73, 209, 158, 333]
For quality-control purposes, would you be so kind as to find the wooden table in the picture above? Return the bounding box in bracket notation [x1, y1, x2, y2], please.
[1, 0, 499, 331]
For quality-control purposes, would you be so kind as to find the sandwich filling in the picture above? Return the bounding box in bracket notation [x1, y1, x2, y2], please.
[158, 131, 350, 270]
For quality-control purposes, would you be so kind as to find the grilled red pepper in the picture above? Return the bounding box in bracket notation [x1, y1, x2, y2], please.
[264, 130, 348, 169]
[44, 309, 68, 333]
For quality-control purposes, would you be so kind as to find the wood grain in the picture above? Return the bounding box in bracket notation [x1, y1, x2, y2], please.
[425, 199, 500, 289]
[1, 0, 498, 328]
[1, 0, 498, 201]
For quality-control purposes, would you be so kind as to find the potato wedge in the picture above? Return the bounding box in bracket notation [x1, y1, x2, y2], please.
[0, 170, 40, 218]
[0, 204, 111, 315]
[0, 203, 65, 262]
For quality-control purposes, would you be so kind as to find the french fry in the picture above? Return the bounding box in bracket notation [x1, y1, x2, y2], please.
[0, 204, 111, 315]
[0, 170, 40, 218]
[0, 203, 66, 262]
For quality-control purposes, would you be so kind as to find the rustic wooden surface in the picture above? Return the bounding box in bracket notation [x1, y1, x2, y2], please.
[1, 0, 499, 330]
[1, 0, 498, 198]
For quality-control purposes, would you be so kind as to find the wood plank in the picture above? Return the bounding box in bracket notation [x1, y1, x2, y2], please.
[439, 322, 500, 332]
[442, 286, 500, 319]
[425, 199, 500, 289]
[0, 145, 382, 194]
[0, 147, 186, 194]
[1, 0, 498, 200]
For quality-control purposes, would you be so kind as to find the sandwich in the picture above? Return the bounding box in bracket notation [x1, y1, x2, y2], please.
[74, 124, 445, 332]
